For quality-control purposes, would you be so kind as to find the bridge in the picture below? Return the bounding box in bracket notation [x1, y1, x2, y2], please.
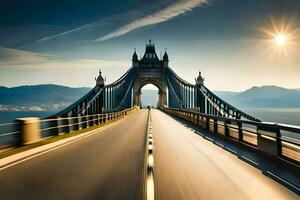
[0, 41, 299, 199]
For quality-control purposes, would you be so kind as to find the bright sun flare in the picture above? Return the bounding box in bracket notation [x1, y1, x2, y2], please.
[274, 34, 287, 46]
[259, 18, 299, 57]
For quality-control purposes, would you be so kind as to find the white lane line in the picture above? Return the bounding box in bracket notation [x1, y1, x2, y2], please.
[241, 155, 259, 166]
[226, 147, 237, 154]
[146, 111, 155, 200]
[0, 112, 134, 171]
[266, 171, 300, 192]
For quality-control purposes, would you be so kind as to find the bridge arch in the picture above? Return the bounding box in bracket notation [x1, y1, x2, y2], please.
[52, 41, 260, 122]
[134, 79, 166, 108]
[139, 83, 159, 108]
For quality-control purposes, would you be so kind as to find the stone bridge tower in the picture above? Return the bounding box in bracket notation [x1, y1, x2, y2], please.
[133, 40, 168, 107]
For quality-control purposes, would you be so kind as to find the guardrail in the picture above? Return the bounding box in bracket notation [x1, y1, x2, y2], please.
[162, 107, 300, 165]
[0, 107, 139, 149]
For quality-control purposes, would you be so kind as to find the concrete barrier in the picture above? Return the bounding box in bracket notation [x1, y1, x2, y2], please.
[12, 107, 139, 148]
[16, 117, 41, 146]
[257, 125, 280, 157]
[161, 107, 300, 165]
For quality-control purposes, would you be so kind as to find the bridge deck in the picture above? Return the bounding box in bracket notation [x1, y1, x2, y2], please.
[0, 109, 298, 199]
[0, 110, 148, 200]
[152, 109, 298, 199]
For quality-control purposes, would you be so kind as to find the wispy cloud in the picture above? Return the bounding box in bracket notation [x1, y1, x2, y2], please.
[36, 25, 92, 43]
[0, 47, 50, 65]
[95, 0, 208, 42]
[35, 0, 207, 43]
[0, 47, 130, 69]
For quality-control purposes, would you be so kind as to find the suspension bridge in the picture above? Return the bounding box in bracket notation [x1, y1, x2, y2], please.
[0, 41, 299, 200]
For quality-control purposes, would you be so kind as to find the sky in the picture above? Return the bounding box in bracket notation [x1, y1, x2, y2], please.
[0, 0, 300, 91]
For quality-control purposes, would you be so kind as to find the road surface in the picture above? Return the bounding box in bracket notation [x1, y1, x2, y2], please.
[0, 109, 298, 200]
[152, 109, 298, 200]
[0, 110, 148, 200]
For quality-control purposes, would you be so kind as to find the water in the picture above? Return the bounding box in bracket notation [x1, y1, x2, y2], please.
[243, 108, 300, 127]
[0, 111, 56, 123]
[0, 111, 56, 148]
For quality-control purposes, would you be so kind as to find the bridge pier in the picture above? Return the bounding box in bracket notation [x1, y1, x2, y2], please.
[158, 91, 166, 108]
[134, 91, 141, 107]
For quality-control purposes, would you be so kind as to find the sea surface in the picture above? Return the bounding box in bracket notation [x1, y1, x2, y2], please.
[0, 111, 56, 123]
[0, 111, 56, 147]
[243, 108, 300, 127]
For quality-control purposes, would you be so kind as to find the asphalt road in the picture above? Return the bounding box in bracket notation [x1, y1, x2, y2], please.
[0, 109, 298, 200]
[0, 110, 148, 200]
[151, 109, 298, 200]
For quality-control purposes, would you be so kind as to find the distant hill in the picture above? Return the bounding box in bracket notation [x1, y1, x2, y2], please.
[1, 84, 299, 112]
[0, 84, 91, 111]
[213, 91, 241, 102]
[143, 86, 300, 109]
[215, 86, 300, 108]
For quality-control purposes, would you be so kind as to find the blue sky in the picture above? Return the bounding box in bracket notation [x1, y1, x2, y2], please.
[0, 0, 299, 91]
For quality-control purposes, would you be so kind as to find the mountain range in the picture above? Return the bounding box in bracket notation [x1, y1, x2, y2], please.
[214, 86, 300, 108]
[0, 85, 90, 111]
[0, 84, 300, 111]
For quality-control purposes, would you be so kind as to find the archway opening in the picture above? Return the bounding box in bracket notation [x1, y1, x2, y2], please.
[140, 84, 159, 108]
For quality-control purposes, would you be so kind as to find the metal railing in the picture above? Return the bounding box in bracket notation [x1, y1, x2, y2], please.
[165, 67, 260, 121]
[0, 122, 20, 149]
[162, 107, 300, 165]
[0, 107, 139, 149]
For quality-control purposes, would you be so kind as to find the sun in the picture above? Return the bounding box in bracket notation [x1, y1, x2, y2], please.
[274, 34, 287, 46]
[258, 17, 300, 58]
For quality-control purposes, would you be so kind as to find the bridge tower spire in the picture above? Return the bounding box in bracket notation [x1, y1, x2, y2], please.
[163, 48, 169, 67]
[195, 70, 205, 112]
[95, 69, 105, 86]
[132, 48, 139, 67]
[195, 70, 204, 86]
[132, 41, 167, 108]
